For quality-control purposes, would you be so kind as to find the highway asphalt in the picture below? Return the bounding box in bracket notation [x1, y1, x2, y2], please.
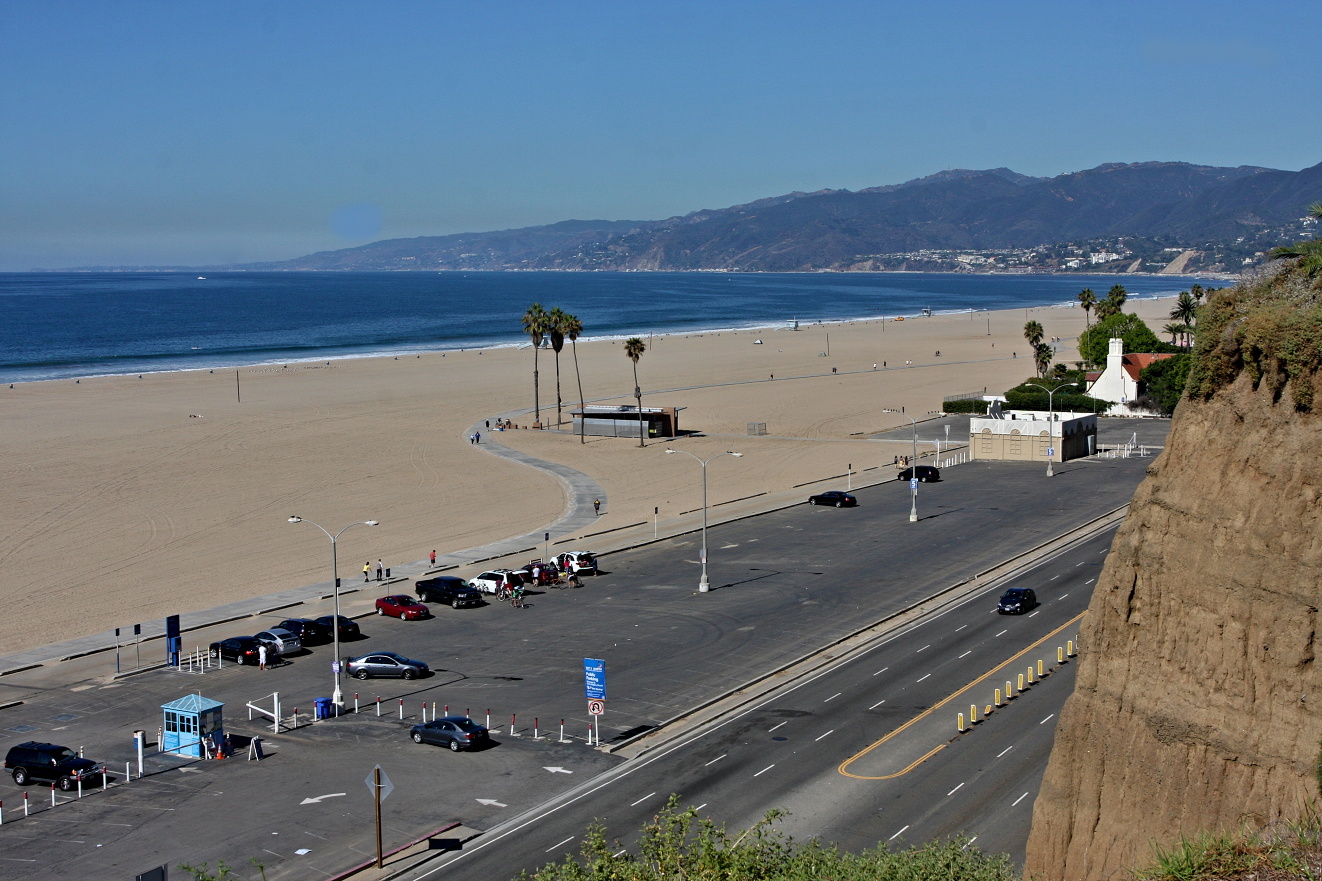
[0, 432, 1163, 879]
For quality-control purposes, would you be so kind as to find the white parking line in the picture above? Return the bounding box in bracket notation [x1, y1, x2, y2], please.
[958, 650, 972, 658]
[1041, 714, 1056, 725]
[995, 629, 1008, 637]
[631, 792, 656, 807]
[705, 754, 727, 766]
[696, 803, 708, 811]
[916, 673, 931, 682]
[754, 764, 775, 777]
[963, 836, 978, 849]
[815, 729, 834, 742]
[824, 692, 841, 702]
[1076, 561, 1086, 566]
[1028, 610, 1040, 617]
[547, 837, 575, 853]
[997, 745, 1013, 758]
[1086, 578, 1095, 584]
[873, 666, 889, 676]
[869, 699, 886, 709]
[769, 721, 787, 732]
[1049, 574, 1060, 580]
[916, 644, 931, 653]
[889, 825, 909, 841]
[1012, 792, 1029, 807]
[955, 624, 968, 632]
[947, 782, 965, 796]
[1057, 593, 1068, 600]
[1100, 549, 1107, 553]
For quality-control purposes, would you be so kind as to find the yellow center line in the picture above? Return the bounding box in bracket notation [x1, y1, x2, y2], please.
[838, 611, 1086, 780]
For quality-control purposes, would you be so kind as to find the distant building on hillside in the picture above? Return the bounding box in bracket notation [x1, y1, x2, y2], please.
[1086, 338, 1175, 416]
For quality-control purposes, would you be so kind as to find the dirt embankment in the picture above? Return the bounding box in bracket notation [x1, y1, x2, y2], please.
[1024, 278, 1322, 878]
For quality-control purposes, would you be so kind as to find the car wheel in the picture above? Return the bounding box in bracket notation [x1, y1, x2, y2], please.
[836, 501, 843, 507]
[12, 768, 29, 786]
[354, 669, 370, 680]
[412, 732, 424, 744]
[401, 668, 417, 681]
[448, 739, 461, 752]
[376, 607, 384, 615]
[58, 776, 74, 792]
[810, 498, 818, 505]
[235, 654, 245, 665]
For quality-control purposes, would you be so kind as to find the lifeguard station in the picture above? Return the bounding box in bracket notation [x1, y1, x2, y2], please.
[161, 694, 225, 758]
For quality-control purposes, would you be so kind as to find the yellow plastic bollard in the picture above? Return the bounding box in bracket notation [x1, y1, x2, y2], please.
[1006, 679, 1014, 699]
[995, 687, 1003, 706]
[958, 713, 965, 732]
[1058, 646, 1064, 664]
[1068, 639, 1076, 657]
[985, 705, 992, 716]
[1037, 659, 1045, 677]
[970, 704, 978, 723]
[1027, 666, 1036, 685]
[1018, 673, 1026, 691]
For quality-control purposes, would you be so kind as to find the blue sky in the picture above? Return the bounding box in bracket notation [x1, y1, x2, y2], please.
[2, 0, 1319, 269]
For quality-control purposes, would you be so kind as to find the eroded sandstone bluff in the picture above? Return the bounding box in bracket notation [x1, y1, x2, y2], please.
[1024, 283, 1322, 879]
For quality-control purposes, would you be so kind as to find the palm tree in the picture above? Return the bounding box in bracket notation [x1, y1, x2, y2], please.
[1033, 342, 1054, 378]
[624, 337, 647, 447]
[522, 303, 548, 425]
[1077, 288, 1097, 326]
[547, 307, 568, 427]
[1162, 322, 1182, 346]
[1189, 283, 1205, 304]
[1023, 320, 1044, 348]
[1269, 238, 1322, 278]
[1106, 284, 1128, 314]
[1171, 291, 1198, 329]
[564, 313, 587, 444]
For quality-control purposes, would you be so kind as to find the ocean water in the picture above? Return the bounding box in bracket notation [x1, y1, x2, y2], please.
[0, 271, 1206, 384]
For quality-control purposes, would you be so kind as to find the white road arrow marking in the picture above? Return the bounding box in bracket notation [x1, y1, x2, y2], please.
[544, 766, 573, 774]
[300, 793, 347, 805]
[476, 798, 508, 807]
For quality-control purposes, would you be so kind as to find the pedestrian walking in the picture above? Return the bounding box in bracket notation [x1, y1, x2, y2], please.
[430, 549, 436, 567]
[485, 420, 490, 429]
[258, 644, 267, 671]
[363, 561, 371, 582]
[593, 498, 601, 516]
[376, 559, 384, 581]
[475, 431, 481, 444]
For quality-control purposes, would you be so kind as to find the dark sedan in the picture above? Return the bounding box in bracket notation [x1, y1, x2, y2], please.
[897, 465, 941, 483]
[410, 716, 490, 751]
[315, 615, 361, 640]
[997, 587, 1039, 615]
[209, 636, 280, 666]
[278, 618, 332, 644]
[808, 491, 857, 507]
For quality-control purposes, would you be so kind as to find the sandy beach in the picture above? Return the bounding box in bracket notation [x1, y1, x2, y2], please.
[0, 295, 1178, 655]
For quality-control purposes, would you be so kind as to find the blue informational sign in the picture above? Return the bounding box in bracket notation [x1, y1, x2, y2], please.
[584, 658, 606, 700]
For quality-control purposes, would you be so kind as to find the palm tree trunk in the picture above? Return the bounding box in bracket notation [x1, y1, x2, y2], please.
[554, 350, 563, 427]
[633, 362, 644, 447]
[533, 347, 540, 424]
[572, 341, 586, 444]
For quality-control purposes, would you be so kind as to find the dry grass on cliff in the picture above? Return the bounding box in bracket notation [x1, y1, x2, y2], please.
[1188, 254, 1322, 410]
[1137, 814, 1322, 881]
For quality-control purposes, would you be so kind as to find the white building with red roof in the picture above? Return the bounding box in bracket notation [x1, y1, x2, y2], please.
[1085, 338, 1174, 416]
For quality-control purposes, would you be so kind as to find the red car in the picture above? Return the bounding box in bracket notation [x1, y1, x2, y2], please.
[375, 595, 430, 620]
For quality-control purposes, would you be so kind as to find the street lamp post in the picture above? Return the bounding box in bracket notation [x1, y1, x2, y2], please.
[666, 449, 742, 592]
[288, 516, 378, 706]
[903, 415, 919, 522]
[1024, 382, 1076, 477]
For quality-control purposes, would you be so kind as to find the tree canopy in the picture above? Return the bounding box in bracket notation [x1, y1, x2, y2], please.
[1138, 354, 1192, 414]
[1078, 312, 1163, 366]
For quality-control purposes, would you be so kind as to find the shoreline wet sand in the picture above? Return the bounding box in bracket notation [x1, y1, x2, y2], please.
[0, 297, 1177, 655]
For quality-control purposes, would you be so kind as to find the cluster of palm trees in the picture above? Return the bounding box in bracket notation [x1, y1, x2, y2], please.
[521, 303, 586, 442]
[1076, 284, 1130, 325]
[520, 303, 650, 447]
[1162, 286, 1204, 350]
[1021, 320, 1054, 378]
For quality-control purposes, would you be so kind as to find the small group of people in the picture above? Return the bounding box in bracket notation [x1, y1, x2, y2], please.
[363, 559, 385, 582]
[469, 431, 482, 444]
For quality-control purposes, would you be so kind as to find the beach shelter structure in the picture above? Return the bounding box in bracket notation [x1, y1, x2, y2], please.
[161, 693, 224, 758]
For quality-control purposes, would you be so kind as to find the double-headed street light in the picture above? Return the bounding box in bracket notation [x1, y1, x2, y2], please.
[665, 449, 742, 592]
[903, 415, 919, 522]
[1024, 382, 1077, 477]
[287, 516, 378, 706]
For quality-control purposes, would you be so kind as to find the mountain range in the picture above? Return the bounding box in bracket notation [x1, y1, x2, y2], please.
[246, 160, 1322, 273]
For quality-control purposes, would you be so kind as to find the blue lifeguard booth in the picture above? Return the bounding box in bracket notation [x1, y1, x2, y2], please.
[161, 694, 225, 758]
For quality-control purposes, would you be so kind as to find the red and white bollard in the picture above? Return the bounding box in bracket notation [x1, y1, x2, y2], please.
[534, 717, 540, 739]
[23, 792, 29, 817]
[50, 784, 56, 807]
[560, 719, 566, 743]
[485, 709, 491, 729]
[354, 693, 360, 714]
[376, 696, 381, 717]
[510, 714, 516, 736]
[421, 703, 427, 723]
[398, 699, 404, 720]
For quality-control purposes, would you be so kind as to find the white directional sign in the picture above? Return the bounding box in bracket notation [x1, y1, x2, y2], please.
[365, 764, 394, 802]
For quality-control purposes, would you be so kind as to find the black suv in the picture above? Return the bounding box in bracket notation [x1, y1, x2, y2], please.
[997, 587, 1039, 615]
[278, 617, 332, 644]
[897, 465, 941, 483]
[416, 576, 483, 608]
[5, 741, 106, 790]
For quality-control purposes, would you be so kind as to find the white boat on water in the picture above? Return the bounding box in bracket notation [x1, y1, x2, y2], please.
[197, 276, 206, 280]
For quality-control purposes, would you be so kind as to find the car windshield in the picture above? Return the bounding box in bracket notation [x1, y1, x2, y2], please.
[53, 747, 77, 761]
[1003, 590, 1028, 600]
[454, 718, 483, 732]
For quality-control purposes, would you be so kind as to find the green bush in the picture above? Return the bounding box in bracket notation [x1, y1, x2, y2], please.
[1139, 354, 1192, 414]
[1078, 313, 1165, 366]
[943, 399, 990, 414]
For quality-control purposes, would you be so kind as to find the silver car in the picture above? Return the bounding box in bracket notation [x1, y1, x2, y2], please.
[254, 627, 303, 655]
[346, 651, 429, 680]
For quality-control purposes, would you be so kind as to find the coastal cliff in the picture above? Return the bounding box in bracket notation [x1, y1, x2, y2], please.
[1023, 259, 1322, 879]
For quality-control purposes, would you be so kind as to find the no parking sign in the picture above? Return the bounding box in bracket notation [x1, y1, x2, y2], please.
[588, 699, 605, 716]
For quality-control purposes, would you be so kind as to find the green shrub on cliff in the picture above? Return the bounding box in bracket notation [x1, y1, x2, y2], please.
[522, 797, 1017, 881]
[1185, 247, 1322, 411]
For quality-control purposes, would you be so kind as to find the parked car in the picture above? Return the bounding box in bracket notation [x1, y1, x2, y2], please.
[278, 617, 331, 644]
[209, 636, 280, 665]
[897, 465, 941, 483]
[997, 587, 1039, 615]
[470, 569, 528, 596]
[410, 716, 490, 751]
[346, 651, 429, 680]
[415, 577, 483, 608]
[375, 594, 431, 620]
[315, 615, 361, 640]
[4, 741, 107, 790]
[808, 491, 857, 507]
[552, 551, 598, 575]
[254, 627, 303, 655]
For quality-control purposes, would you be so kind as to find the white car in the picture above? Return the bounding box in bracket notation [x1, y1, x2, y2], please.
[469, 569, 527, 595]
[553, 551, 598, 575]
[254, 627, 303, 655]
